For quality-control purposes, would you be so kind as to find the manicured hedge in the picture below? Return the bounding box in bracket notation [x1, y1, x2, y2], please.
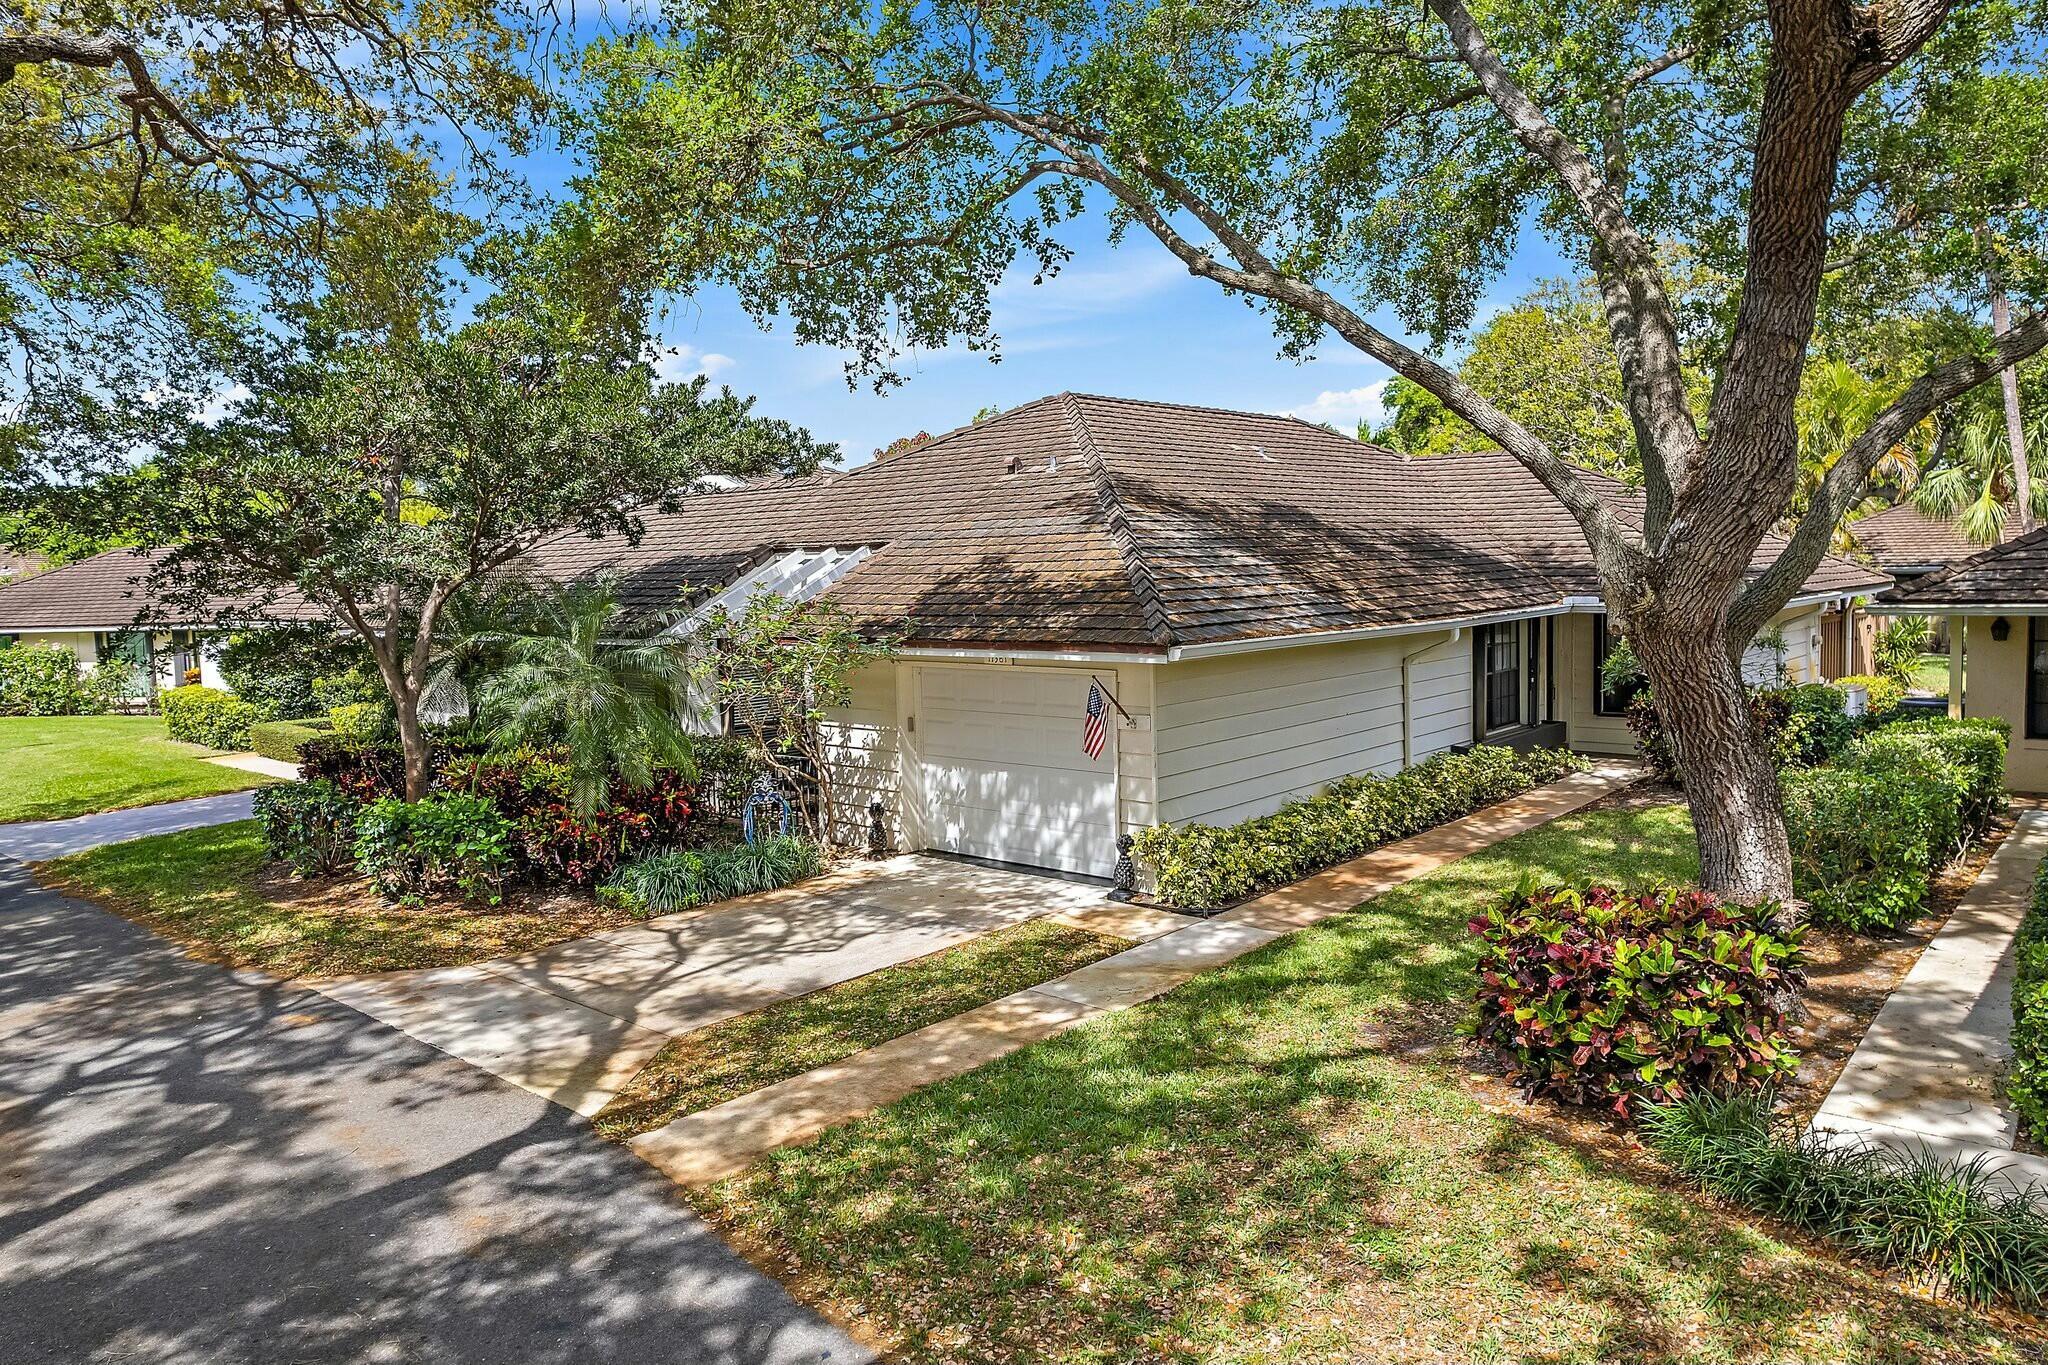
[601, 836, 823, 916]
[248, 718, 331, 764]
[1643, 1090, 2048, 1308]
[1132, 744, 1587, 910]
[1783, 716, 2008, 932]
[1471, 882, 1804, 1114]
[2010, 862, 2048, 1143]
[161, 683, 262, 750]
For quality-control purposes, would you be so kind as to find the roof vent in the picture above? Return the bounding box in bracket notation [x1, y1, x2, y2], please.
[1006, 455, 1022, 474]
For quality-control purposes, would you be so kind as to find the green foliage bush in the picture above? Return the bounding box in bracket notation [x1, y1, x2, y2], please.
[690, 733, 771, 818]
[600, 836, 823, 916]
[1834, 674, 1905, 717]
[299, 736, 409, 802]
[0, 642, 115, 716]
[1470, 882, 1803, 1114]
[1133, 745, 1586, 910]
[326, 700, 390, 743]
[218, 626, 364, 720]
[1763, 683, 1856, 768]
[253, 779, 359, 877]
[1783, 717, 2007, 932]
[1642, 1090, 2048, 1308]
[2009, 864, 2048, 1143]
[1872, 617, 1933, 686]
[160, 683, 262, 749]
[248, 718, 331, 764]
[352, 793, 515, 906]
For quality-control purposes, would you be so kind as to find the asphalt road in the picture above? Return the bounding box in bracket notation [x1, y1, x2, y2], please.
[0, 860, 872, 1365]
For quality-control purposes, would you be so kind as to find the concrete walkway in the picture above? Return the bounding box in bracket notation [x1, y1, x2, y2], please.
[0, 861, 868, 1365]
[208, 751, 301, 780]
[632, 759, 1642, 1187]
[311, 855, 1131, 1117]
[1811, 808, 2048, 1192]
[0, 790, 258, 860]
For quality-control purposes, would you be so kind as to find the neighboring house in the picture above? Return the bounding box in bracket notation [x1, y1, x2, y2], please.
[521, 394, 1884, 876]
[0, 394, 1886, 878]
[1848, 502, 2021, 658]
[0, 548, 260, 693]
[1876, 528, 2048, 791]
[0, 550, 42, 585]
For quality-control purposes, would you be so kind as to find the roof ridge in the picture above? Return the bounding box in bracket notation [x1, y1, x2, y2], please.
[1886, 519, 2048, 601]
[1059, 393, 1175, 648]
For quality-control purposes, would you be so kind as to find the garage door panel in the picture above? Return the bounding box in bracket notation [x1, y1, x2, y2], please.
[918, 667, 1116, 875]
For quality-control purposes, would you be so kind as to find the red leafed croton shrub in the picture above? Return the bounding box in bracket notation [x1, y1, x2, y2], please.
[1469, 881, 1806, 1116]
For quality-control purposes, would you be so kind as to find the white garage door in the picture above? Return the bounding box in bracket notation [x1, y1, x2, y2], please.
[917, 667, 1118, 876]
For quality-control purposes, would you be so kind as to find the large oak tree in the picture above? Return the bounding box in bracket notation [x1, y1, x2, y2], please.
[574, 0, 2048, 901]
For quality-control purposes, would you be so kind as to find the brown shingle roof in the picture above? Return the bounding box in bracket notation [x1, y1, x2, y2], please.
[1, 393, 1890, 649]
[1877, 523, 2048, 610]
[1850, 502, 2010, 572]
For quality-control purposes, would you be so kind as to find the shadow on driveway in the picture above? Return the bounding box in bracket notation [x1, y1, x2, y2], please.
[0, 862, 870, 1365]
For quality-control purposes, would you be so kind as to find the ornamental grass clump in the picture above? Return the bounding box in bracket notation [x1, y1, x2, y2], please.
[1133, 744, 1585, 910]
[1642, 1090, 2048, 1308]
[600, 836, 823, 915]
[1469, 881, 1804, 1115]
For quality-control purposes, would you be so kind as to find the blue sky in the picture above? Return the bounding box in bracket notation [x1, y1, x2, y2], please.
[639, 215, 1572, 466]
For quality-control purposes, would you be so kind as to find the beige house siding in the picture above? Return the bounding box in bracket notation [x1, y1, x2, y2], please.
[816, 661, 903, 847]
[1952, 615, 2048, 792]
[1151, 633, 1471, 829]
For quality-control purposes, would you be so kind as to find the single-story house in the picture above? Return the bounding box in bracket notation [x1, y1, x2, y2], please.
[1876, 526, 2048, 791]
[0, 394, 1886, 878]
[1848, 502, 2018, 658]
[0, 548, 238, 694]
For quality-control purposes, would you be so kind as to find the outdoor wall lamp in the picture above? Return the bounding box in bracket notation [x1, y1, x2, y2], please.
[1993, 617, 2012, 642]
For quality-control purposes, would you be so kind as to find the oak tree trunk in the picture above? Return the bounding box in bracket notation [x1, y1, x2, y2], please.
[1629, 617, 1794, 905]
[392, 683, 433, 802]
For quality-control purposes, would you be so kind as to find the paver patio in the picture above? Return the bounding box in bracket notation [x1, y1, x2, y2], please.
[631, 758, 1641, 1186]
[311, 854, 1133, 1116]
[1812, 806, 2048, 1191]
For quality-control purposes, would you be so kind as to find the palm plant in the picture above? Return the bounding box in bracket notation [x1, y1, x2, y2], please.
[469, 578, 696, 816]
[1913, 418, 2048, 547]
[1795, 359, 1925, 549]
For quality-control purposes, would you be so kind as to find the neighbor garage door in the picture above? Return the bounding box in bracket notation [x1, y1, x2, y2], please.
[916, 666, 1118, 877]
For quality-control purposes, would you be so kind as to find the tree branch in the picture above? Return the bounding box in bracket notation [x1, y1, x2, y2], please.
[1729, 309, 2048, 642]
[1425, 0, 1699, 544]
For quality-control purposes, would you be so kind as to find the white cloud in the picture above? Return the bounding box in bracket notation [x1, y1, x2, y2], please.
[648, 343, 735, 382]
[139, 381, 251, 427]
[990, 251, 1187, 327]
[1280, 380, 1390, 431]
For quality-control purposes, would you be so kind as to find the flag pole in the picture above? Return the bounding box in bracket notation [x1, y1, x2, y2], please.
[1089, 673, 1134, 724]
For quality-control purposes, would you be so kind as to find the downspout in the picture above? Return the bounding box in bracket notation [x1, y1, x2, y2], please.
[1402, 628, 1462, 767]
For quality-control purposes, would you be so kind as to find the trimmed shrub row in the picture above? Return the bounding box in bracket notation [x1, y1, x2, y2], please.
[1471, 882, 1804, 1115]
[600, 836, 824, 916]
[353, 793, 516, 907]
[1133, 744, 1587, 910]
[1642, 1090, 2048, 1308]
[161, 683, 262, 750]
[2010, 863, 2048, 1143]
[1782, 716, 2008, 931]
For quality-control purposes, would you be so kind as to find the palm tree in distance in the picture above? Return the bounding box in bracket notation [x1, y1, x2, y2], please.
[469, 578, 696, 816]
[1913, 418, 2048, 548]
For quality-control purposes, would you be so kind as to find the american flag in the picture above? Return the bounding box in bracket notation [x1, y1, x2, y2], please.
[1082, 682, 1108, 760]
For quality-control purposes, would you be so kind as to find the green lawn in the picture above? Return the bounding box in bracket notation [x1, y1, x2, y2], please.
[702, 803, 2042, 1364]
[1909, 651, 1952, 697]
[38, 820, 645, 976]
[0, 715, 274, 823]
[597, 918, 1131, 1141]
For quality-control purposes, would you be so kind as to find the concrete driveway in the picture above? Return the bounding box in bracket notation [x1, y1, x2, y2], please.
[0, 863, 871, 1365]
[312, 855, 1111, 1115]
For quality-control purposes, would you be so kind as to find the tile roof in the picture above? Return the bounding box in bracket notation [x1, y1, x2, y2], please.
[0, 548, 326, 632]
[1877, 523, 2048, 610]
[1, 393, 1890, 650]
[1849, 502, 2011, 572]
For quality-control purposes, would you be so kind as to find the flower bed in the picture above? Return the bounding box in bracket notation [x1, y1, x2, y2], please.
[1132, 744, 1586, 911]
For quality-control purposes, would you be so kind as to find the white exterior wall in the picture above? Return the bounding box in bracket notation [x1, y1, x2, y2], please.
[11, 630, 97, 664]
[817, 661, 904, 846]
[1151, 632, 1471, 829]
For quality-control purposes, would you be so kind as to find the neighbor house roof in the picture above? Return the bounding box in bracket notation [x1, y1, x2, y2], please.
[1877, 523, 2048, 612]
[1849, 502, 2011, 574]
[0, 393, 1890, 652]
[0, 547, 325, 633]
[520, 392, 1888, 654]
